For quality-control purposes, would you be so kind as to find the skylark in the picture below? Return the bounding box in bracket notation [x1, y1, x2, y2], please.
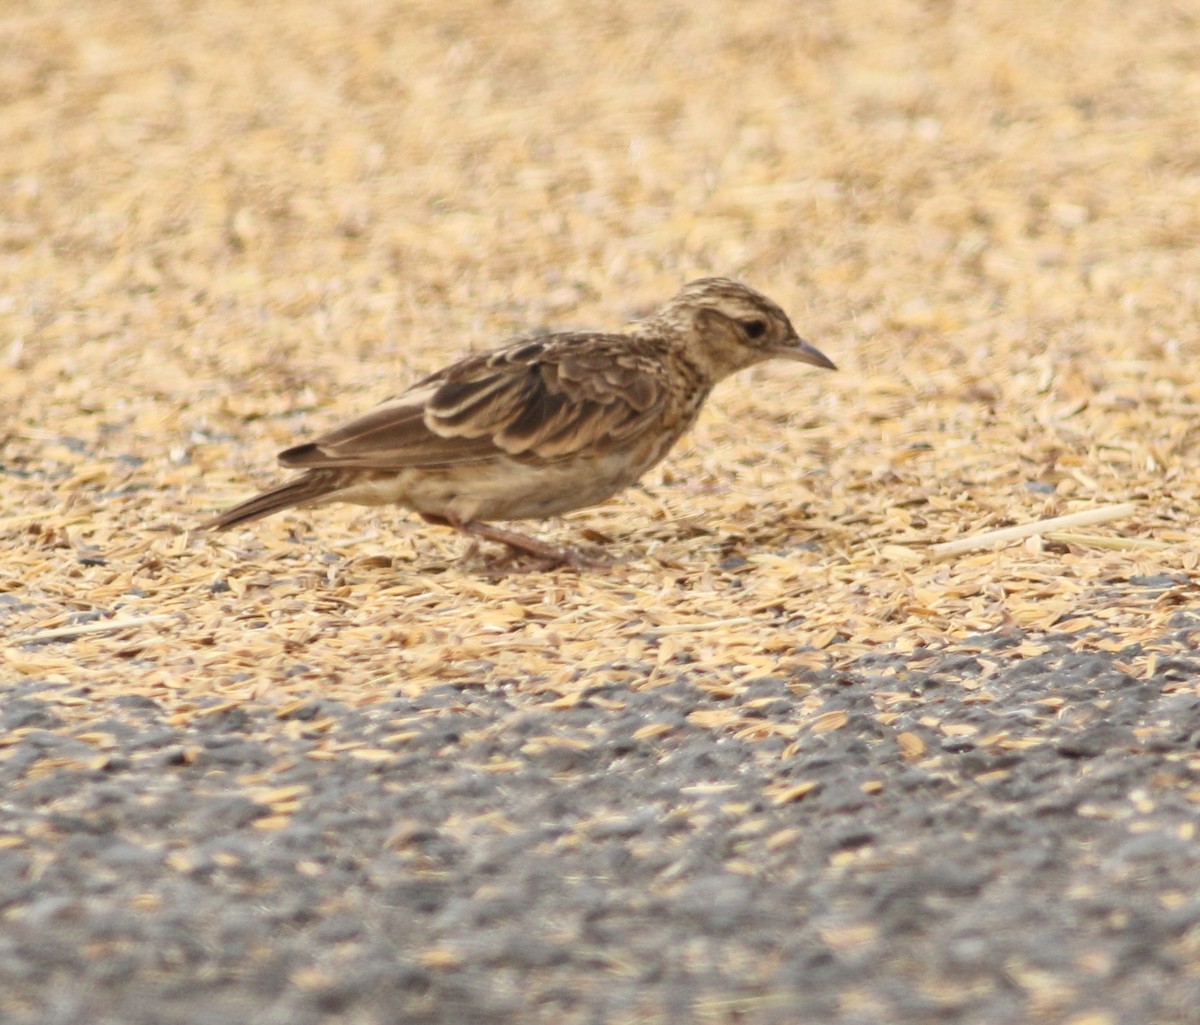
[203, 278, 835, 566]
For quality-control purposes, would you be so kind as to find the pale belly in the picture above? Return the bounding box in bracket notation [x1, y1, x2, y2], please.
[327, 449, 666, 523]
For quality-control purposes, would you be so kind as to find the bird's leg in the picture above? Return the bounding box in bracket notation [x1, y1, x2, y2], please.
[455, 519, 585, 568]
[421, 514, 604, 570]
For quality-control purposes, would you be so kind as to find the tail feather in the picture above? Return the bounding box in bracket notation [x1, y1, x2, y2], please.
[201, 471, 341, 530]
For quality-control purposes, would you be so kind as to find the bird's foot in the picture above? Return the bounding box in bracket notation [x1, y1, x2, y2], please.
[487, 545, 615, 574]
[424, 514, 614, 572]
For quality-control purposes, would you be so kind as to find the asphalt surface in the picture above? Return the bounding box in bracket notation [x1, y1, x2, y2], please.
[4, 606, 1200, 1025]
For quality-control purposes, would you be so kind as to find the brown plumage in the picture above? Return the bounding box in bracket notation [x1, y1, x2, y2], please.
[202, 278, 836, 566]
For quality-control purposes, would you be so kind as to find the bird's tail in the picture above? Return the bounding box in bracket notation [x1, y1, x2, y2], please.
[200, 471, 341, 530]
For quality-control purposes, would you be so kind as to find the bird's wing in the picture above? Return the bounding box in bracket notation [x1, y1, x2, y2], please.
[278, 333, 669, 470]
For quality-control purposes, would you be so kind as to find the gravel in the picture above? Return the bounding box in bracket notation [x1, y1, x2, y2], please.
[4, 618, 1200, 1024]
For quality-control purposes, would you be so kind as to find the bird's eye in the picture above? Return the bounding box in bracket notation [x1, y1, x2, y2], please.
[742, 319, 768, 340]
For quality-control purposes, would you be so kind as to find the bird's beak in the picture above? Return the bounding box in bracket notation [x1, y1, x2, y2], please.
[774, 335, 837, 371]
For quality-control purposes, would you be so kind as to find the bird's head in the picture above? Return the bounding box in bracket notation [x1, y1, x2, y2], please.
[651, 277, 836, 379]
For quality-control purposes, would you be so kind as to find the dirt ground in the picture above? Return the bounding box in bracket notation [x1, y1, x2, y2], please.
[3, 2, 1200, 1023]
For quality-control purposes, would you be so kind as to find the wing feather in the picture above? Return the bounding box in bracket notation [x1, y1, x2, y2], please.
[278, 332, 669, 471]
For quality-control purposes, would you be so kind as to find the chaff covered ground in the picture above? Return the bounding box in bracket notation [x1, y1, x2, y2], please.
[3, 1, 1200, 1022]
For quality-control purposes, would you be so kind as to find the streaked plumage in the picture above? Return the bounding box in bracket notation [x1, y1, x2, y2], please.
[202, 278, 835, 566]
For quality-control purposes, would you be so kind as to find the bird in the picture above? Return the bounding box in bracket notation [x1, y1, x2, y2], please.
[201, 277, 836, 567]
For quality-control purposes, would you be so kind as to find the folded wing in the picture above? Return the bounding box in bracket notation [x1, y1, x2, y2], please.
[278, 334, 668, 471]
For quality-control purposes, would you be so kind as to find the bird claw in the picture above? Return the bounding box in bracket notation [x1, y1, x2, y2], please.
[479, 544, 615, 574]
[439, 516, 613, 573]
